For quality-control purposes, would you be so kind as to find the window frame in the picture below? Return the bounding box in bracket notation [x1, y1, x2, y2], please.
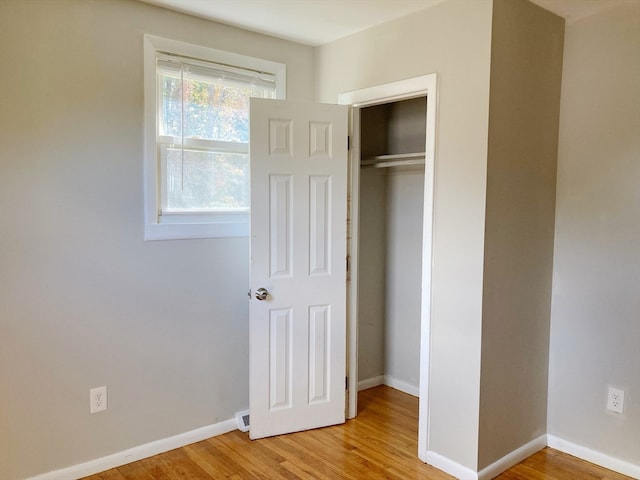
[143, 35, 286, 240]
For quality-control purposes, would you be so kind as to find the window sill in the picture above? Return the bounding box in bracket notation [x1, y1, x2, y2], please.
[144, 218, 249, 241]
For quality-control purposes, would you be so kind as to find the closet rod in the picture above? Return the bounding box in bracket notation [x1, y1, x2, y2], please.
[362, 159, 425, 169]
[361, 152, 426, 169]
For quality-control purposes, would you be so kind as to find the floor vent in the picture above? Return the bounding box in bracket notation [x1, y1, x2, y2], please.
[236, 410, 250, 432]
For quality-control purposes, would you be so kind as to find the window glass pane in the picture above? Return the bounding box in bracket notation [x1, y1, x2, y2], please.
[160, 75, 182, 138]
[165, 148, 249, 211]
[182, 74, 251, 143]
[158, 62, 276, 143]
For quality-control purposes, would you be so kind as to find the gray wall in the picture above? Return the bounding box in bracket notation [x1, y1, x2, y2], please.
[0, 1, 314, 479]
[357, 168, 387, 383]
[357, 166, 424, 393]
[385, 167, 424, 391]
[383, 101, 425, 392]
[478, 0, 564, 469]
[548, 1, 640, 466]
[317, 0, 494, 469]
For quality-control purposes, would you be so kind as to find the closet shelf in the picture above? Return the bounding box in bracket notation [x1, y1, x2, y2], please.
[361, 152, 426, 169]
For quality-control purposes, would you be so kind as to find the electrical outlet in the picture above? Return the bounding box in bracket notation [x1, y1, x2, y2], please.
[607, 386, 625, 414]
[90, 386, 107, 413]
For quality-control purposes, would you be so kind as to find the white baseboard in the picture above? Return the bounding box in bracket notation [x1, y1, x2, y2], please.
[425, 450, 478, 480]
[426, 434, 639, 480]
[357, 375, 419, 397]
[358, 375, 385, 391]
[478, 435, 547, 480]
[26, 418, 238, 480]
[383, 375, 419, 397]
[431, 434, 640, 480]
[547, 434, 640, 479]
[425, 436, 546, 480]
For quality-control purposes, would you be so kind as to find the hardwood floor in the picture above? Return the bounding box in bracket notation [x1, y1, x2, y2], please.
[83, 386, 632, 480]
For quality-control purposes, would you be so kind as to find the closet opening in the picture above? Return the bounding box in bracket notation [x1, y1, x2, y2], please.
[340, 73, 437, 461]
[356, 97, 426, 418]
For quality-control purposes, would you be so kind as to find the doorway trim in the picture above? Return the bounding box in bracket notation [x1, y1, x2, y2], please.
[338, 73, 438, 462]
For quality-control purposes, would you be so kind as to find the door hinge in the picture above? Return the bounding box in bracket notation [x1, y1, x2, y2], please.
[346, 255, 350, 274]
[346, 376, 348, 390]
[347, 135, 351, 151]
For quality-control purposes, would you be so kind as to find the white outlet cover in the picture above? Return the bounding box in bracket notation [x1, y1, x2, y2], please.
[90, 386, 108, 414]
[607, 386, 625, 414]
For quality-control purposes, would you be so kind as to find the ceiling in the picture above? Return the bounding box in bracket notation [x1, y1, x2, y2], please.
[141, 0, 634, 46]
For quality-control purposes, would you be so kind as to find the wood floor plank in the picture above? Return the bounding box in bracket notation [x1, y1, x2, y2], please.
[496, 463, 553, 480]
[182, 442, 240, 478]
[88, 469, 128, 480]
[215, 432, 293, 480]
[139, 448, 213, 479]
[202, 436, 282, 480]
[81, 386, 633, 480]
[267, 433, 358, 479]
[114, 461, 157, 480]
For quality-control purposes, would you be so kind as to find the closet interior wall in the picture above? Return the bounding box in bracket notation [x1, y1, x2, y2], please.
[357, 97, 426, 397]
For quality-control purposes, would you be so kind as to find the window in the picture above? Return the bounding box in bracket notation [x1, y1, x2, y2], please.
[144, 35, 285, 240]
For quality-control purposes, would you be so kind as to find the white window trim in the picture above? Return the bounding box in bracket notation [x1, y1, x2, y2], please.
[143, 35, 286, 240]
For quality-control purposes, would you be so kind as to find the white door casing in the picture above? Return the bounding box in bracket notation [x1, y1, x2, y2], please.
[339, 73, 438, 462]
[249, 98, 348, 439]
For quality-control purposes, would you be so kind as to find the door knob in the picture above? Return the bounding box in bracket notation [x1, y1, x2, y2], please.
[255, 288, 269, 301]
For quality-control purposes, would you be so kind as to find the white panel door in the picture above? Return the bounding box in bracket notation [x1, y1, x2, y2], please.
[249, 98, 348, 439]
